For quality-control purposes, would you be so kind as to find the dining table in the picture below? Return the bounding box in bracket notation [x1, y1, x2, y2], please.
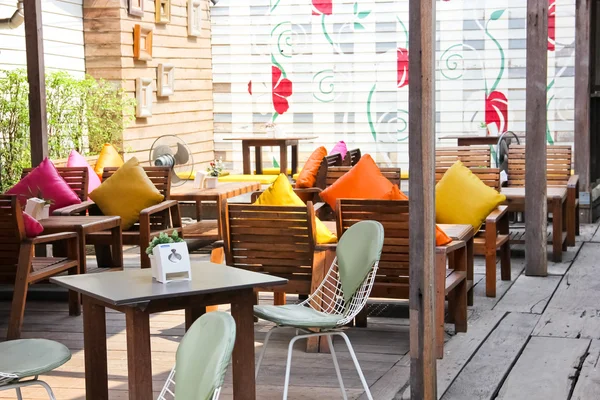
[50, 262, 287, 400]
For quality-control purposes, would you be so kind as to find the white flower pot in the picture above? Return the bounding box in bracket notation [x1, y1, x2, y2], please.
[205, 176, 218, 189]
[40, 204, 50, 220]
[150, 242, 192, 283]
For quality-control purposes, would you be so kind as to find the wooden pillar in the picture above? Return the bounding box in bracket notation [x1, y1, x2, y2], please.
[525, 0, 548, 276]
[408, 0, 437, 398]
[23, 0, 48, 166]
[574, 0, 591, 210]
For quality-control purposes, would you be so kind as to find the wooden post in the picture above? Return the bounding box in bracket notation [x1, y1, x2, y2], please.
[574, 0, 591, 210]
[23, 0, 48, 166]
[408, 0, 437, 398]
[525, 0, 548, 276]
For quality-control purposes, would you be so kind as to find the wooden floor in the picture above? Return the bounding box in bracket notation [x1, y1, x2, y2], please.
[2, 223, 600, 399]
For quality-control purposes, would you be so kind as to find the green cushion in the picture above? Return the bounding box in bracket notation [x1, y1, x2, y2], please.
[0, 339, 71, 380]
[254, 304, 342, 328]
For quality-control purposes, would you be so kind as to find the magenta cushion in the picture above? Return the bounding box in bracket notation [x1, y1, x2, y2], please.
[329, 141, 348, 159]
[67, 150, 101, 195]
[22, 212, 43, 238]
[7, 158, 81, 213]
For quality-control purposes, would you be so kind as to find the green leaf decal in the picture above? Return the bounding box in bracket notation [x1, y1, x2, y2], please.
[272, 157, 279, 168]
[490, 9, 505, 21]
[353, 2, 358, 14]
[354, 22, 365, 30]
[358, 10, 371, 19]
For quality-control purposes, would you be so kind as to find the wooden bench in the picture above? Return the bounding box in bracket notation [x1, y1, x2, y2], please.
[507, 144, 579, 246]
[22, 167, 89, 203]
[342, 148, 362, 166]
[435, 146, 492, 169]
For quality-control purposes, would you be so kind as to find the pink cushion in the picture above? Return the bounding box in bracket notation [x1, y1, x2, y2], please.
[67, 150, 101, 195]
[329, 141, 348, 159]
[7, 158, 81, 213]
[23, 212, 43, 238]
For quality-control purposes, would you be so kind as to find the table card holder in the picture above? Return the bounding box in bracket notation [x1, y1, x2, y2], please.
[193, 171, 206, 189]
[25, 197, 49, 220]
[151, 242, 192, 283]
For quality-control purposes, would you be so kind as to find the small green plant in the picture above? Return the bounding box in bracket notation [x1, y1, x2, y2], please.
[146, 230, 184, 256]
[206, 159, 224, 177]
[479, 122, 487, 129]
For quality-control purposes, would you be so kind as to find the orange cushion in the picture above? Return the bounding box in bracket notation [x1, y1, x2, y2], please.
[320, 154, 394, 209]
[295, 147, 327, 188]
[388, 186, 452, 246]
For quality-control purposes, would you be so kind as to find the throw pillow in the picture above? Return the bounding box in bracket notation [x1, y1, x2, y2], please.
[67, 150, 101, 195]
[254, 174, 337, 244]
[320, 154, 395, 210]
[329, 141, 348, 160]
[7, 158, 81, 213]
[436, 161, 506, 231]
[22, 212, 44, 238]
[89, 157, 164, 230]
[94, 144, 124, 181]
[295, 146, 327, 188]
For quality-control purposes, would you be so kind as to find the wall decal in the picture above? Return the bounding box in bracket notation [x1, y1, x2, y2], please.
[187, 0, 202, 36]
[156, 0, 170, 23]
[133, 24, 153, 61]
[128, 0, 144, 17]
[157, 64, 175, 97]
[136, 77, 153, 118]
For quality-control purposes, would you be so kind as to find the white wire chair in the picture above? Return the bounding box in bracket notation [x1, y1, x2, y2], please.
[157, 367, 222, 400]
[0, 372, 58, 400]
[255, 255, 380, 400]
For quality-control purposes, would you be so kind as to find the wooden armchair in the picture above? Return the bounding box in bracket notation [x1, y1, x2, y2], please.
[336, 198, 468, 358]
[0, 195, 80, 340]
[21, 167, 90, 204]
[342, 148, 362, 166]
[507, 144, 579, 246]
[53, 166, 183, 269]
[435, 146, 492, 169]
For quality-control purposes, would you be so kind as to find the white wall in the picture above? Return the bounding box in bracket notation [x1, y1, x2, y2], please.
[0, 0, 85, 76]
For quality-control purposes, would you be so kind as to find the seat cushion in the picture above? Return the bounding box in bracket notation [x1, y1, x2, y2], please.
[329, 140, 348, 159]
[23, 212, 44, 238]
[218, 174, 277, 184]
[94, 144, 123, 181]
[436, 161, 506, 231]
[7, 158, 81, 213]
[295, 146, 327, 188]
[89, 157, 164, 230]
[0, 339, 71, 380]
[254, 304, 342, 328]
[254, 174, 337, 244]
[67, 149, 101, 195]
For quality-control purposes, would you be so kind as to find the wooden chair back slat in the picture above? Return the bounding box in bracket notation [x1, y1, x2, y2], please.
[103, 166, 172, 198]
[435, 167, 501, 191]
[325, 166, 401, 188]
[507, 145, 572, 187]
[0, 195, 25, 270]
[435, 146, 492, 169]
[342, 149, 362, 166]
[21, 167, 89, 202]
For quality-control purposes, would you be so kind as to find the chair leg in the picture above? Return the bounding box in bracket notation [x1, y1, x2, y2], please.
[15, 388, 23, 400]
[354, 308, 368, 328]
[37, 380, 57, 400]
[274, 292, 286, 306]
[449, 281, 467, 333]
[255, 326, 277, 379]
[500, 241, 511, 281]
[326, 335, 348, 400]
[283, 335, 303, 400]
[8, 245, 33, 340]
[335, 332, 373, 400]
[94, 244, 113, 269]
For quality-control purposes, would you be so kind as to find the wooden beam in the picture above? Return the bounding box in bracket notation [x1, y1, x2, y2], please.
[525, 0, 548, 276]
[574, 0, 591, 195]
[23, 0, 48, 166]
[407, 0, 437, 398]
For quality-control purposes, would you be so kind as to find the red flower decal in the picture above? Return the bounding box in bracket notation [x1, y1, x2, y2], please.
[272, 66, 293, 115]
[548, 0, 556, 51]
[397, 48, 409, 88]
[485, 91, 509, 135]
[312, 0, 332, 15]
[248, 80, 252, 95]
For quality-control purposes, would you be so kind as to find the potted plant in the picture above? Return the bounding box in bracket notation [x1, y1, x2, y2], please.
[265, 121, 276, 137]
[24, 187, 53, 220]
[145, 230, 191, 283]
[205, 159, 223, 189]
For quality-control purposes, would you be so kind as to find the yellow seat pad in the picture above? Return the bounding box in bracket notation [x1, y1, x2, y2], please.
[176, 171, 229, 180]
[218, 174, 278, 184]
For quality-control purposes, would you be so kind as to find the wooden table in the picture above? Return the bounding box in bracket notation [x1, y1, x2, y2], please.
[440, 135, 501, 146]
[501, 186, 568, 262]
[50, 262, 286, 400]
[40, 216, 123, 273]
[224, 136, 318, 175]
[438, 224, 475, 305]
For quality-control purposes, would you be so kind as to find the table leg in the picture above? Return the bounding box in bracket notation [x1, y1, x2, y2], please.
[291, 145, 298, 175]
[279, 145, 288, 175]
[83, 297, 108, 400]
[125, 307, 153, 400]
[185, 304, 207, 331]
[242, 142, 251, 175]
[78, 228, 87, 275]
[111, 225, 123, 269]
[552, 198, 563, 262]
[466, 237, 474, 306]
[255, 146, 263, 175]
[562, 199, 568, 251]
[230, 288, 256, 400]
[435, 251, 446, 359]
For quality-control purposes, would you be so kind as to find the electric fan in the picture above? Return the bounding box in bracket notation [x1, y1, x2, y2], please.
[149, 135, 194, 186]
[495, 131, 520, 173]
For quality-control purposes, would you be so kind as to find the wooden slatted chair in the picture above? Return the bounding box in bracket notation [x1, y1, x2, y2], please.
[0, 195, 80, 340]
[435, 146, 492, 169]
[507, 144, 579, 246]
[342, 148, 362, 166]
[435, 167, 510, 298]
[335, 199, 468, 358]
[53, 166, 183, 269]
[21, 167, 89, 204]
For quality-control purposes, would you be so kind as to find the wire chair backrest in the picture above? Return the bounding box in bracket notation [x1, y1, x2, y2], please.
[0, 372, 18, 386]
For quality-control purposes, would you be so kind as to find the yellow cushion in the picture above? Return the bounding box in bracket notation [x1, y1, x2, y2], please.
[94, 144, 123, 181]
[401, 170, 409, 180]
[254, 174, 337, 244]
[219, 174, 277, 184]
[292, 173, 300, 180]
[435, 161, 506, 231]
[90, 157, 164, 230]
[177, 170, 230, 180]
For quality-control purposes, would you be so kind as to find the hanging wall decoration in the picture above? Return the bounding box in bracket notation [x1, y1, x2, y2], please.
[133, 24, 153, 61]
[187, 0, 202, 36]
[128, 0, 144, 17]
[136, 77, 153, 118]
[157, 64, 175, 96]
[155, 0, 171, 23]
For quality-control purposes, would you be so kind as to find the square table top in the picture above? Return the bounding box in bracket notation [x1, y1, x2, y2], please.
[50, 262, 287, 306]
[40, 216, 121, 233]
[223, 136, 318, 144]
[170, 181, 261, 201]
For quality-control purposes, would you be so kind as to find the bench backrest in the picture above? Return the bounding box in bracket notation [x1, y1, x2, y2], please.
[21, 167, 89, 202]
[103, 166, 172, 198]
[0, 195, 25, 281]
[325, 166, 401, 188]
[435, 146, 492, 169]
[507, 144, 572, 187]
[435, 167, 501, 191]
[342, 149, 362, 166]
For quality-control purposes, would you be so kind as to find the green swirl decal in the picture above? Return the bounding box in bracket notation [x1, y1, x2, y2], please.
[485, 10, 506, 94]
[367, 84, 377, 141]
[312, 70, 335, 102]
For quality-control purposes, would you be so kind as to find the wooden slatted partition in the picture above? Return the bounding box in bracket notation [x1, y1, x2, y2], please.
[435, 167, 501, 190]
[435, 146, 492, 169]
[507, 144, 572, 187]
[22, 167, 89, 202]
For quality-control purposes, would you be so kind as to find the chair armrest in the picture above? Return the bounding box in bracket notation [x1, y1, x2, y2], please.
[486, 205, 509, 224]
[140, 200, 179, 216]
[294, 188, 323, 195]
[52, 200, 95, 216]
[436, 240, 465, 254]
[26, 232, 78, 245]
[567, 174, 579, 190]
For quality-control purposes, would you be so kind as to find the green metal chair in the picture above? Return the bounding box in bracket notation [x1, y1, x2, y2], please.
[0, 339, 71, 400]
[254, 220, 384, 400]
[158, 311, 236, 400]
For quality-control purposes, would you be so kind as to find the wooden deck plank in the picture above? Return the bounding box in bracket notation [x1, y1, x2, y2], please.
[356, 357, 410, 400]
[571, 339, 600, 399]
[496, 337, 590, 399]
[494, 275, 562, 314]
